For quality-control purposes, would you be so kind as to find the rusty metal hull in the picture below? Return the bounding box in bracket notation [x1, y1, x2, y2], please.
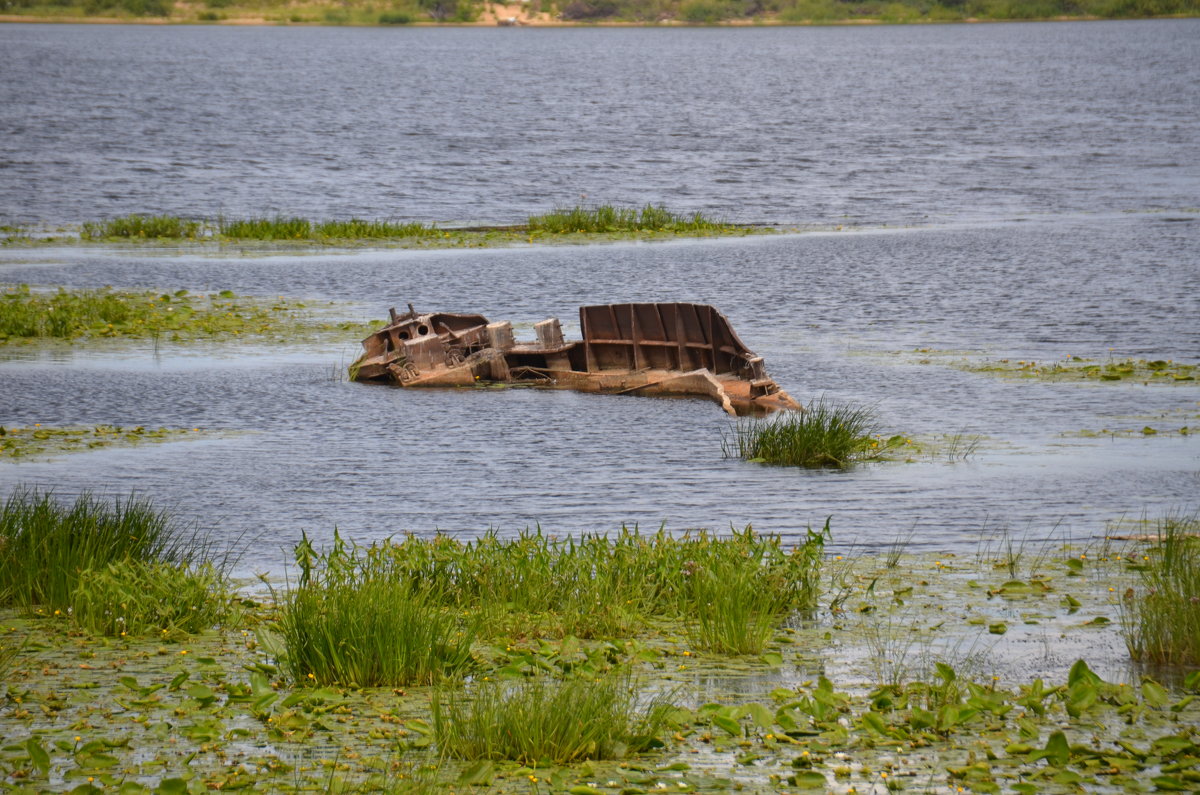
[349, 302, 799, 415]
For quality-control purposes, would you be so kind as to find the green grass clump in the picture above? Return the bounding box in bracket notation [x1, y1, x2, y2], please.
[433, 671, 675, 764]
[1121, 513, 1200, 666]
[689, 547, 795, 654]
[725, 399, 892, 468]
[217, 215, 312, 240]
[81, 214, 199, 240]
[274, 532, 475, 687]
[527, 204, 732, 234]
[0, 489, 205, 614]
[312, 218, 438, 239]
[214, 216, 440, 241]
[71, 560, 229, 636]
[304, 524, 825, 641]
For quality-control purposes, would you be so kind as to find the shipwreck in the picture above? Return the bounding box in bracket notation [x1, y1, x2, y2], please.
[349, 302, 799, 415]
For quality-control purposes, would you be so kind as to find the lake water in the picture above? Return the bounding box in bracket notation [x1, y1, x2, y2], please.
[1, 21, 1198, 578]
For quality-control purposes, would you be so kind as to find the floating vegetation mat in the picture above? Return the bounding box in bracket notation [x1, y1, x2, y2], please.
[1060, 406, 1199, 439]
[908, 350, 1199, 385]
[0, 426, 209, 461]
[3, 543, 1198, 793]
[0, 285, 378, 344]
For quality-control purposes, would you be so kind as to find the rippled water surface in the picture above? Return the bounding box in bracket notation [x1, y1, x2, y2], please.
[1, 22, 1198, 576]
[3, 21, 1199, 225]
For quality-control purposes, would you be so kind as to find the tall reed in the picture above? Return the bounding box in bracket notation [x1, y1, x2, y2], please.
[724, 399, 886, 468]
[274, 532, 475, 687]
[294, 524, 826, 642]
[688, 550, 793, 654]
[433, 671, 674, 764]
[1121, 513, 1200, 666]
[0, 489, 199, 612]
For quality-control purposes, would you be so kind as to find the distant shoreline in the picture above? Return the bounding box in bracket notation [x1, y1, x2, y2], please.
[3, 11, 1197, 27]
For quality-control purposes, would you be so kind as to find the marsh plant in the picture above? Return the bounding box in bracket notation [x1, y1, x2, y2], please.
[71, 560, 229, 636]
[0, 489, 230, 638]
[2, 284, 146, 339]
[218, 215, 313, 240]
[330, 523, 827, 640]
[274, 532, 475, 687]
[433, 671, 675, 764]
[81, 214, 199, 240]
[527, 204, 732, 234]
[0, 489, 207, 613]
[687, 542, 799, 654]
[1121, 513, 1200, 666]
[312, 218, 439, 239]
[725, 398, 893, 468]
[217, 215, 442, 240]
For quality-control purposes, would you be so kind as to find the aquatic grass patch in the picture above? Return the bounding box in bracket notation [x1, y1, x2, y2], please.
[273, 532, 475, 687]
[312, 219, 440, 239]
[81, 214, 199, 240]
[352, 524, 826, 640]
[0, 424, 202, 460]
[724, 399, 894, 468]
[1, 283, 143, 339]
[433, 671, 675, 764]
[218, 215, 312, 240]
[0, 284, 376, 343]
[1121, 513, 1200, 666]
[527, 204, 737, 234]
[0, 489, 205, 613]
[71, 559, 230, 636]
[687, 551, 792, 655]
[217, 216, 442, 241]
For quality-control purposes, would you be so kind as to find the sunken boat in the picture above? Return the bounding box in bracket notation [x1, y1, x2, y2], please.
[349, 302, 799, 415]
